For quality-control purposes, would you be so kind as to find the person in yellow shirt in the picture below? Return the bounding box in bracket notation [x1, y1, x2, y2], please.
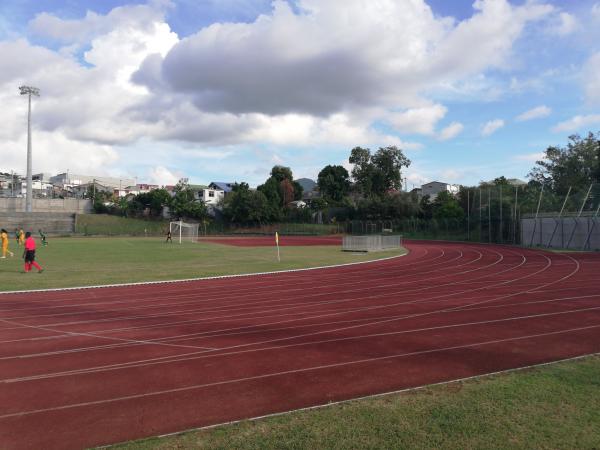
[1, 229, 14, 258]
[18, 229, 25, 246]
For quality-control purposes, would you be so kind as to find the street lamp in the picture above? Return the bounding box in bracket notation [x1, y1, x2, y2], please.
[19, 85, 40, 213]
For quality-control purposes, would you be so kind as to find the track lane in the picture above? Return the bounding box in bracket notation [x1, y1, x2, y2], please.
[0, 241, 598, 450]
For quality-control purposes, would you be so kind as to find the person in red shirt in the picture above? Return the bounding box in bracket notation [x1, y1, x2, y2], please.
[23, 232, 43, 273]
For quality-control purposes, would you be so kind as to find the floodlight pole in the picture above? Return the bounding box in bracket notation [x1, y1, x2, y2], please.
[19, 86, 40, 213]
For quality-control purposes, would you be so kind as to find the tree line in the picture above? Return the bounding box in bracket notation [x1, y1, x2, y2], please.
[92, 132, 600, 224]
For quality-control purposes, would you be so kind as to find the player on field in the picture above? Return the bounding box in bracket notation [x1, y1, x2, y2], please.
[1, 229, 14, 258]
[39, 229, 48, 246]
[165, 230, 173, 243]
[18, 229, 25, 246]
[23, 232, 43, 273]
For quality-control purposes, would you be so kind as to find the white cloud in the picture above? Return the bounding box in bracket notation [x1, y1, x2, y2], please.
[593, 3, 600, 22]
[440, 169, 463, 182]
[583, 52, 600, 105]
[0, 130, 118, 176]
[147, 165, 182, 186]
[513, 152, 545, 162]
[437, 122, 464, 141]
[547, 12, 577, 36]
[481, 119, 505, 136]
[387, 104, 447, 135]
[0, 0, 557, 179]
[552, 114, 600, 133]
[136, 0, 553, 117]
[515, 105, 551, 121]
[28, 1, 173, 46]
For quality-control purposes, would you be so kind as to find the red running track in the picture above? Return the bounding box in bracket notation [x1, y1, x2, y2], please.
[0, 241, 599, 450]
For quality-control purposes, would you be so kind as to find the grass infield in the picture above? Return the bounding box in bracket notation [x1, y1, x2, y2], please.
[113, 355, 600, 450]
[0, 237, 405, 292]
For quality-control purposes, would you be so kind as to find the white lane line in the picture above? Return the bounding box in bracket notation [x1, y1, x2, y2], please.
[2, 304, 599, 363]
[0, 246, 583, 383]
[0, 246, 544, 364]
[0, 251, 409, 296]
[1, 325, 598, 419]
[0, 249, 495, 331]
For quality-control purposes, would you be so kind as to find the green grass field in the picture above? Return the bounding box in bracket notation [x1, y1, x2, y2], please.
[0, 237, 405, 292]
[114, 355, 600, 450]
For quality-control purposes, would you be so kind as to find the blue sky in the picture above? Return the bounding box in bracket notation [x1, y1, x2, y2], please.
[1, 0, 599, 188]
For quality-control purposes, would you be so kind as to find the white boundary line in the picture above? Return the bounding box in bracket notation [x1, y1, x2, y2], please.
[0, 250, 408, 296]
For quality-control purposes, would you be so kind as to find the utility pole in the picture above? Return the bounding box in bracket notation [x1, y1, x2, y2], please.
[19, 86, 40, 212]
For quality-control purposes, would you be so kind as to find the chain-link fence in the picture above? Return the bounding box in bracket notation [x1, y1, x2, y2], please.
[198, 183, 600, 250]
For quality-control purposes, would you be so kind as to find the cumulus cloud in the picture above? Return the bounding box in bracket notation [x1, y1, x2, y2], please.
[28, 1, 173, 46]
[593, 3, 600, 21]
[513, 152, 545, 162]
[437, 122, 464, 141]
[134, 0, 553, 117]
[552, 114, 600, 133]
[547, 12, 577, 36]
[0, 130, 118, 176]
[583, 52, 600, 105]
[147, 165, 182, 185]
[387, 104, 447, 135]
[482, 119, 504, 136]
[515, 105, 551, 121]
[0, 0, 558, 179]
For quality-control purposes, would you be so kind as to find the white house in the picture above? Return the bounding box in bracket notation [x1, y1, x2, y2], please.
[421, 181, 460, 200]
[114, 184, 159, 198]
[198, 187, 225, 205]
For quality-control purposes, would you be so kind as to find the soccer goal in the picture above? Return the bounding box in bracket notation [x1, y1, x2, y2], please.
[169, 221, 199, 244]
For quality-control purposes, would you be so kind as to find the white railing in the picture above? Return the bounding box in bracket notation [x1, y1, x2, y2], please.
[342, 235, 403, 252]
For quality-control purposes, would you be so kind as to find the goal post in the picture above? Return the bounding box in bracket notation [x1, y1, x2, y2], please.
[169, 221, 199, 244]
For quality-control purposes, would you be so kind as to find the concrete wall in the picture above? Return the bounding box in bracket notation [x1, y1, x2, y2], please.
[0, 212, 76, 234]
[521, 217, 600, 250]
[0, 198, 92, 213]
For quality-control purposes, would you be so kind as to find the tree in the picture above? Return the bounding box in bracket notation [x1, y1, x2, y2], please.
[257, 165, 302, 218]
[222, 182, 271, 224]
[432, 191, 464, 220]
[528, 132, 600, 195]
[280, 178, 295, 207]
[257, 177, 282, 220]
[349, 145, 411, 197]
[492, 176, 510, 186]
[270, 166, 293, 183]
[132, 188, 171, 217]
[349, 147, 374, 196]
[371, 146, 411, 192]
[317, 165, 350, 202]
[419, 195, 433, 219]
[170, 182, 207, 220]
[292, 180, 304, 201]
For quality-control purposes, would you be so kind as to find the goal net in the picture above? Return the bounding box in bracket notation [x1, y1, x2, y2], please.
[169, 221, 199, 244]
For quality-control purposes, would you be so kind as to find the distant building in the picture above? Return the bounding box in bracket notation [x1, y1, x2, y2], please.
[290, 200, 307, 208]
[410, 187, 422, 197]
[208, 182, 235, 194]
[114, 184, 159, 198]
[198, 187, 224, 205]
[421, 181, 460, 200]
[32, 173, 53, 183]
[50, 173, 135, 190]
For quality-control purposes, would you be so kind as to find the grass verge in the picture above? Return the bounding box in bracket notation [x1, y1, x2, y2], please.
[112, 355, 600, 450]
[0, 237, 405, 292]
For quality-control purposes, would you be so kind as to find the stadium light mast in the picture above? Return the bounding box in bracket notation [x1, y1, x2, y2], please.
[19, 85, 40, 213]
